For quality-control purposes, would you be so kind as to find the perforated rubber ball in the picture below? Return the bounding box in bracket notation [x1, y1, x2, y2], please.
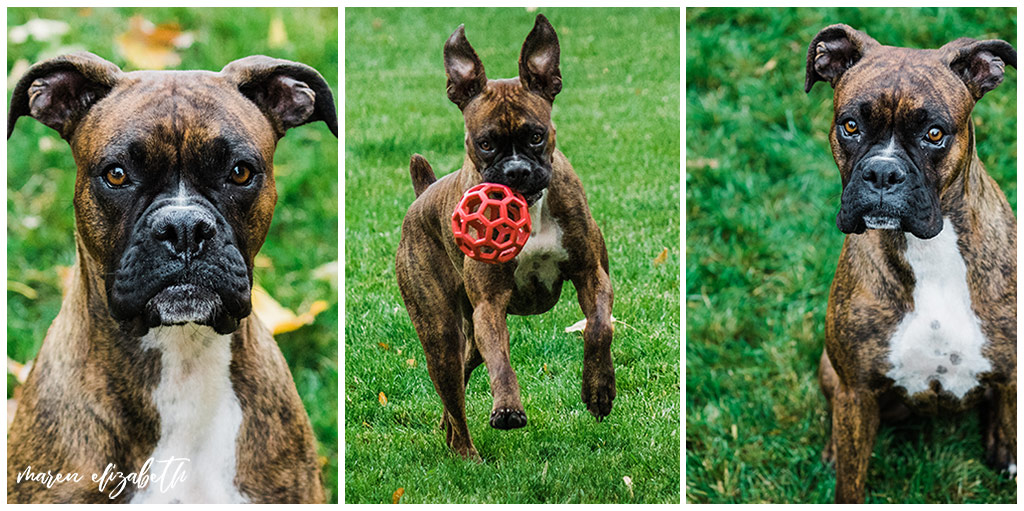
[451, 183, 532, 264]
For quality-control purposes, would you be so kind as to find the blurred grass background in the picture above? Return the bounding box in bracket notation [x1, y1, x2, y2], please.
[686, 7, 1016, 504]
[345, 7, 680, 504]
[6, 7, 339, 502]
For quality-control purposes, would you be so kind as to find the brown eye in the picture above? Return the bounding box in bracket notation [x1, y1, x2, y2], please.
[104, 166, 128, 187]
[530, 132, 543, 144]
[843, 120, 858, 135]
[230, 164, 253, 185]
[479, 140, 492, 151]
[926, 127, 944, 143]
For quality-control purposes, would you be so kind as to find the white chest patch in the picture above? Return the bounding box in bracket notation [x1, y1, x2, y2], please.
[515, 192, 569, 291]
[130, 324, 246, 503]
[886, 218, 992, 399]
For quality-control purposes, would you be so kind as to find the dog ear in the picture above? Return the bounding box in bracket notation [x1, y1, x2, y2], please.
[221, 56, 338, 138]
[444, 24, 487, 110]
[804, 24, 879, 93]
[8, 52, 121, 140]
[942, 38, 1017, 101]
[519, 14, 562, 102]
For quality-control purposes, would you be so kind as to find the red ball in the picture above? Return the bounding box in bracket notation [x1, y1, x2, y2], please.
[452, 183, 532, 264]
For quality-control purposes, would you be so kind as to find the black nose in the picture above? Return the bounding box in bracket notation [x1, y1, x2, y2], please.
[152, 208, 216, 259]
[502, 160, 531, 187]
[862, 163, 907, 191]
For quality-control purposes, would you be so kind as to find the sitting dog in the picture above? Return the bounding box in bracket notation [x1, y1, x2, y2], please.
[7, 52, 336, 503]
[805, 24, 1016, 503]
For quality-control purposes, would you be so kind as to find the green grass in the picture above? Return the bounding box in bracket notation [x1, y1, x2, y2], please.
[6, 7, 339, 502]
[686, 7, 1017, 504]
[345, 7, 680, 504]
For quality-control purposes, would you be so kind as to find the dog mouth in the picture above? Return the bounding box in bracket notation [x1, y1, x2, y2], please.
[862, 215, 901, 230]
[143, 283, 238, 333]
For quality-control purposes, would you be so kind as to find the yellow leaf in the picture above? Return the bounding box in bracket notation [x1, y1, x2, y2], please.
[116, 15, 194, 70]
[378, 342, 390, 350]
[392, 487, 405, 504]
[378, 392, 388, 406]
[7, 280, 37, 300]
[7, 357, 33, 384]
[251, 285, 328, 335]
[652, 247, 668, 265]
[268, 16, 289, 48]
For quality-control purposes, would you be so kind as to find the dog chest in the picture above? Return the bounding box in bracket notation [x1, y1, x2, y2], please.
[885, 218, 992, 400]
[514, 192, 569, 291]
[131, 325, 246, 504]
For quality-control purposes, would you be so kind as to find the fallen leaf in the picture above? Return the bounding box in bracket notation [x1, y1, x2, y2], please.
[8, 19, 69, 44]
[254, 254, 273, 268]
[117, 15, 194, 70]
[652, 247, 668, 265]
[7, 59, 30, 90]
[564, 318, 588, 333]
[378, 392, 388, 406]
[251, 285, 328, 335]
[378, 342, 390, 351]
[392, 487, 405, 504]
[7, 281, 37, 300]
[405, 359, 416, 368]
[564, 315, 619, 333]
[313, 260, 338, 286]
[7, 358, 33, 384]
[623, 475, 634, 498]
[268, 16, 288, 48]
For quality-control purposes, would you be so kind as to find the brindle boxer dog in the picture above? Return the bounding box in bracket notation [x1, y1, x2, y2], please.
[805, 25, 1016, 503]
[396, 14, 615, 461]
[7, 52, 336, 503]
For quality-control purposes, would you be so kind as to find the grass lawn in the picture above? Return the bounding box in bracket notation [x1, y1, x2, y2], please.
[6, 7, 339, 502]
[345, 7, 680, 504]
[686, 7, 1017, 504]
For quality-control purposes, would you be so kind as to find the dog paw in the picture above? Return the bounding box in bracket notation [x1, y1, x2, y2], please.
[985, 443, 1015, 477]
[490, 408, 527, 430]
[582, 366, 616, 420]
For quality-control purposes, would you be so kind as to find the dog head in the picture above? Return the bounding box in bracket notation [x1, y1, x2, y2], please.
[805, 24, 1015, 239]
[8, 52, 338, 335]
[443, 14, 562, 204]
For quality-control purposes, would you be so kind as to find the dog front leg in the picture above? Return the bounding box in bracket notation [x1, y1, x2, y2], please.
[832, 384, 879, 503]
[573, 266, 615, 420]
[465, 263, 526, 430]
[983, 378, 1017, 476]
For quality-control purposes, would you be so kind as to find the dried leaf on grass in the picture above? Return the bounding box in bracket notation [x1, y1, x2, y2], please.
[378, 392, 388, 406]
[392, 487, 404, 504]
[8, 19, 69, 44]
[117, 15, 194, 70]
[7, 357, 33, 384]
[251, 284, 329, 335]
[268, 16, 289, 48]
[652, 247, 669, 266]
[564, 316, 619, 333]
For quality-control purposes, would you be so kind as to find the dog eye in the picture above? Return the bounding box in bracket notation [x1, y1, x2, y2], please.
[104, 165, 129, 187]
[229, 163, 254, 185]
[530, 133, 544, 145]
[842, 120, 858, 135]
[926, 127, 944, 143]
[478, 140, 493, 152]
